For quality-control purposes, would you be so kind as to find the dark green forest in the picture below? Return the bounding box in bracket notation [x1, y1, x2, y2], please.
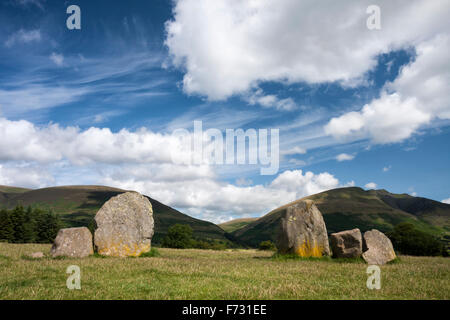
[0, 205, 62, 243]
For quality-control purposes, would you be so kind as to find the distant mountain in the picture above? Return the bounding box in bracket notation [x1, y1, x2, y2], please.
[219, 218, 258, 233]
[232, 187, 450, 247]
[0, 185, 229, 244]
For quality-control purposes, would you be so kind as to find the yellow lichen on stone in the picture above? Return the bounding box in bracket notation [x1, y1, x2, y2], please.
[295, 240, 323, 257]
[97, 242, 151, 257]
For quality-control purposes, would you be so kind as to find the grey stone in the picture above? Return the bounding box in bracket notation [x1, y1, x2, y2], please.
[330, 228, 363, 258]
[51, 227, 93, 258]
[94, 192, 154, 257]
[276, 200, 330, 257]
[362, 229, 397, 265]
[29, 251, 44, 259]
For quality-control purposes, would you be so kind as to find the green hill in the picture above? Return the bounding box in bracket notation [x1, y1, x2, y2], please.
[0, 185, 228, 244]
[219, 218, 258, 233]
[232, 187, 450, 247]
[0, 185, 31, 194]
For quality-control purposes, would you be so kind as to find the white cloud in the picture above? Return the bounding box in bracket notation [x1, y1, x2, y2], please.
[336, 153, 355, 162]
[0, 118, 178, 164]
[442, 198, 450, 204]
[383, 166, 391, 172]
[165, 0, 450, 101]
[102, 169, 341, 222]
[50, 52, 64, 66]
[0, 117, 348, 222]
[5, 29, 41, 47]
[364, 182, 377, 189]
[325, 34, 450, 144]
[0, 164, 53, 189]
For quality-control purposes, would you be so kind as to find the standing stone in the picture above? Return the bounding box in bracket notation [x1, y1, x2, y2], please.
[51, 227, 93, 258]
[362, 229, 396, 265]
[276, 200, 330, 257]
[330, 228, 363, 258]
[94, 192, 154, 257]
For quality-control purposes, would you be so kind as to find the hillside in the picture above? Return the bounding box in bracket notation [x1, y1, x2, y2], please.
[0, 185, 228, 244]
[0, 185, 31, 194]
[232, 187, 450, 247]
[219, 218, 258, 233]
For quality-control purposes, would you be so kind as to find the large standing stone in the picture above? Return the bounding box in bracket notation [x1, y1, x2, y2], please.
[276, 200, 330, 257]
[94, 192, 154, 257]
[51, 227, 93, 258]
[362, 229, 396, 265]
[330, 228, 363, 258]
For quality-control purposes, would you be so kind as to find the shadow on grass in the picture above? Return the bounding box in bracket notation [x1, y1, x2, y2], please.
[20, 254, 47, 261]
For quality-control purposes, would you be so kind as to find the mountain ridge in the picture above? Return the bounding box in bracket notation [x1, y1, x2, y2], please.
[231, 187, 450, 247]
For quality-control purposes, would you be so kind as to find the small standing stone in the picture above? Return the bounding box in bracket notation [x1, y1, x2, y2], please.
[330, 228, 363, 258]
[51, 227, 93, 258]
[29, 252, 44, 259]
[362, 229, 397, 265]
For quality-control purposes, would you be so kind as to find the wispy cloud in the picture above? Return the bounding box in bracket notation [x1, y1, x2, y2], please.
[49, 52, 64, 66]
[4, 29, 41, 47]
[0, 52, 170, 117]
[0, 85, 89, 116]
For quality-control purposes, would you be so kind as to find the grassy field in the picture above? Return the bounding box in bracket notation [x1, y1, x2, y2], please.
[0, 243, 449, 300]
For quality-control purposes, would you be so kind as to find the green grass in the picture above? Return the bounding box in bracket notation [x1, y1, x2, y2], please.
[0, 243, 449, 299]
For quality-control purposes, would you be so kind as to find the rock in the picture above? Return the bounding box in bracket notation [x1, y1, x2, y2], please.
[276, 200, 330, 257]
[51, 227, 93, 258]
[362, 229, 396, 265]
[94, 192, 154, 257]
[330, 228, 363, 258]
[29, 252, 44, 259]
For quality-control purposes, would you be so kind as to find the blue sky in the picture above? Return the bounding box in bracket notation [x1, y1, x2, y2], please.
[0, 0, 449, 222]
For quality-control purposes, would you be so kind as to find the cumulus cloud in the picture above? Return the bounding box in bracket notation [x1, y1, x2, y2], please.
[102, 169, 341, 221]
[0, 164, 53, 189]
[0, 118, 184, 165]
[336, 153, 355, 162]
[165, 0, 450, 101]
[325, 34, 450, 144]
[442, 198, 450, 204]
[0, 118, 347, 222]
[364, 182, 377, 189]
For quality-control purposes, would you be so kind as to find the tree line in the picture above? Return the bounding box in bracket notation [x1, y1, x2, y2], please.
[387, 222, 448, 257]
[0, 205, 62, 243]
[161, 224, 237, 250]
